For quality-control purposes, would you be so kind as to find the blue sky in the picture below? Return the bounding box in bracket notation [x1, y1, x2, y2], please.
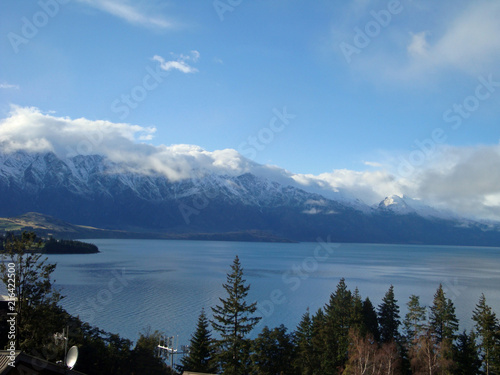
[1, 0, 500, 219]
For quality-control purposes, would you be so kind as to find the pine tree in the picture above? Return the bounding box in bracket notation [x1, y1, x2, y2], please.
[181, 309, 217, 373]
[351, 287, 365, 332]
[403, 295, 427, 344]
[361, 297, 380, 341]
[250, 324, 295, 375]
[311, 308, 326, 373]
[323, 278, 353, 373]
[454, 330, 482, 375]
[211, 255, 261, 374]
[429, 284, 459, 343]
[378, 285, 401, 344]
[293, 308, 314, 375]
[472, 293, 499, 375]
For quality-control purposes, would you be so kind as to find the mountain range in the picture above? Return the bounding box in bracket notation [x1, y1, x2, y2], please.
[1, 150, 500, 245]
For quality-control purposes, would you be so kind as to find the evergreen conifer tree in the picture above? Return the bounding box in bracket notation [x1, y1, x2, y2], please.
[472, 293, 499, 375]
[362, 297, 380, 341]
[429, 284, 459, 343]
[454, 330, 482, 375]
[378, 285, 401, 343]
[181, 309, 217, 373]
[323, 278, 353, 373]
[250, 324, 295, 375]
[351, 287, 364, 332]
[211, 255, 261, 374]
[311, 308, 326, 373]
[293, 308, 314, 375]
[403, 294, 427, 344]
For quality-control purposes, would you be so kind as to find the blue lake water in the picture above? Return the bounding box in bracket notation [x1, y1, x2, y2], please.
[46, 239, 500, 347]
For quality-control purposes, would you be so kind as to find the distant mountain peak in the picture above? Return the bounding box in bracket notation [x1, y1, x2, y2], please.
[1, 150, 500, 245]
[379, 195, 413, 213]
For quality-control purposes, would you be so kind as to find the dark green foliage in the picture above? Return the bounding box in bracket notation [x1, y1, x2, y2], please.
[211, 255, 261, 374]
[131, 328, 173, 375]
[378, 285, 401, 343]
[472, 293, 500, 375]
[293, 308, 314, 375]
[64, 318, 174, 375]
[311, 308, 327, 373]
[250, 324, 295, 375]
[181, 309, 217, 373]
[454, 330, 482, 375]
[322, 278, 353, 373]
[0, 232, 63, 353]
[429, 284, 459, 343]
[0, 232, 172, 375]
[351, 287, 364, 332]
[0, 233, 99, 254]
[403, 294, 427, 344]
[361, 297, 380, 341]
[43, 238, 99, 254]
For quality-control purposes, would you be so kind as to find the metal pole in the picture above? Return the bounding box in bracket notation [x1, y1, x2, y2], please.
[170, 336, 174, 369]
[64, 326, 69, 367]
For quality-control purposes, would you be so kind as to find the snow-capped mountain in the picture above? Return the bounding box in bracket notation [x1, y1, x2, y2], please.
[0, 150, 350, 209]
[1, 150, 499, 245]
[376, 195, 457, 220]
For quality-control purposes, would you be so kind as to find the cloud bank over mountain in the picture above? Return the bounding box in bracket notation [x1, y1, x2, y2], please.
[1, 106, 500, 221]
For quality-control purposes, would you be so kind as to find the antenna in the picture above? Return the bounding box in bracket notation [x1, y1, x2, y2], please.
[54, 325, 69, 366]
[158, 335, 188, 369]
[65, 346, 79, 370]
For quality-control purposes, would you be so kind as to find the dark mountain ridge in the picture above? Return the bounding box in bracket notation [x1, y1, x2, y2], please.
[1, 150, 500, 245]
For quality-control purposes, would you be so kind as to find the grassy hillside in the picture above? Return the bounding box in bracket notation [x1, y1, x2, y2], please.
[0, 212, 123, 239]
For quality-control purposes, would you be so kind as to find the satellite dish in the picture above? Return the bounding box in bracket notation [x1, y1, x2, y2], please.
[65, 346, 78, 370]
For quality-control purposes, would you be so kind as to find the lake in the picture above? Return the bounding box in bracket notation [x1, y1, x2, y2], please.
[46, 239, 500, 348]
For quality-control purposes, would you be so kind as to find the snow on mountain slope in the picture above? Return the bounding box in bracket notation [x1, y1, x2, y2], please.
[0, 151, 356, 212]
[377, 194, 458, 220]
[2, 150, 500, 245]
[0, 150, 485, 223]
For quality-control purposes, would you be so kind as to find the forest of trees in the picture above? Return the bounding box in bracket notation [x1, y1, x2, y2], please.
[0, 232, 99, 254]
[180, 258, 500, 375]
[0, 232, 499, 374]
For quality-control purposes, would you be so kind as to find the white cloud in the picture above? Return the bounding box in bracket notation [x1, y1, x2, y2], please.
[0, 105, 155, 155]
[303, 208, 321, 215]
[292, 169, 408, 206]
[403, 1, 500, 77]
[0, 83, 19, 90]
[186, 50, 200, 62]
[0, 106, 250, 181]
[364, 161, 383, 168]
[153, 51, 200, 74]
[343, 1, 500, 82]
[2, 106, 500, 221]
[77, 0, 174, 29]
[410, 144, 500, 220]
[407, 31, 429, 58]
